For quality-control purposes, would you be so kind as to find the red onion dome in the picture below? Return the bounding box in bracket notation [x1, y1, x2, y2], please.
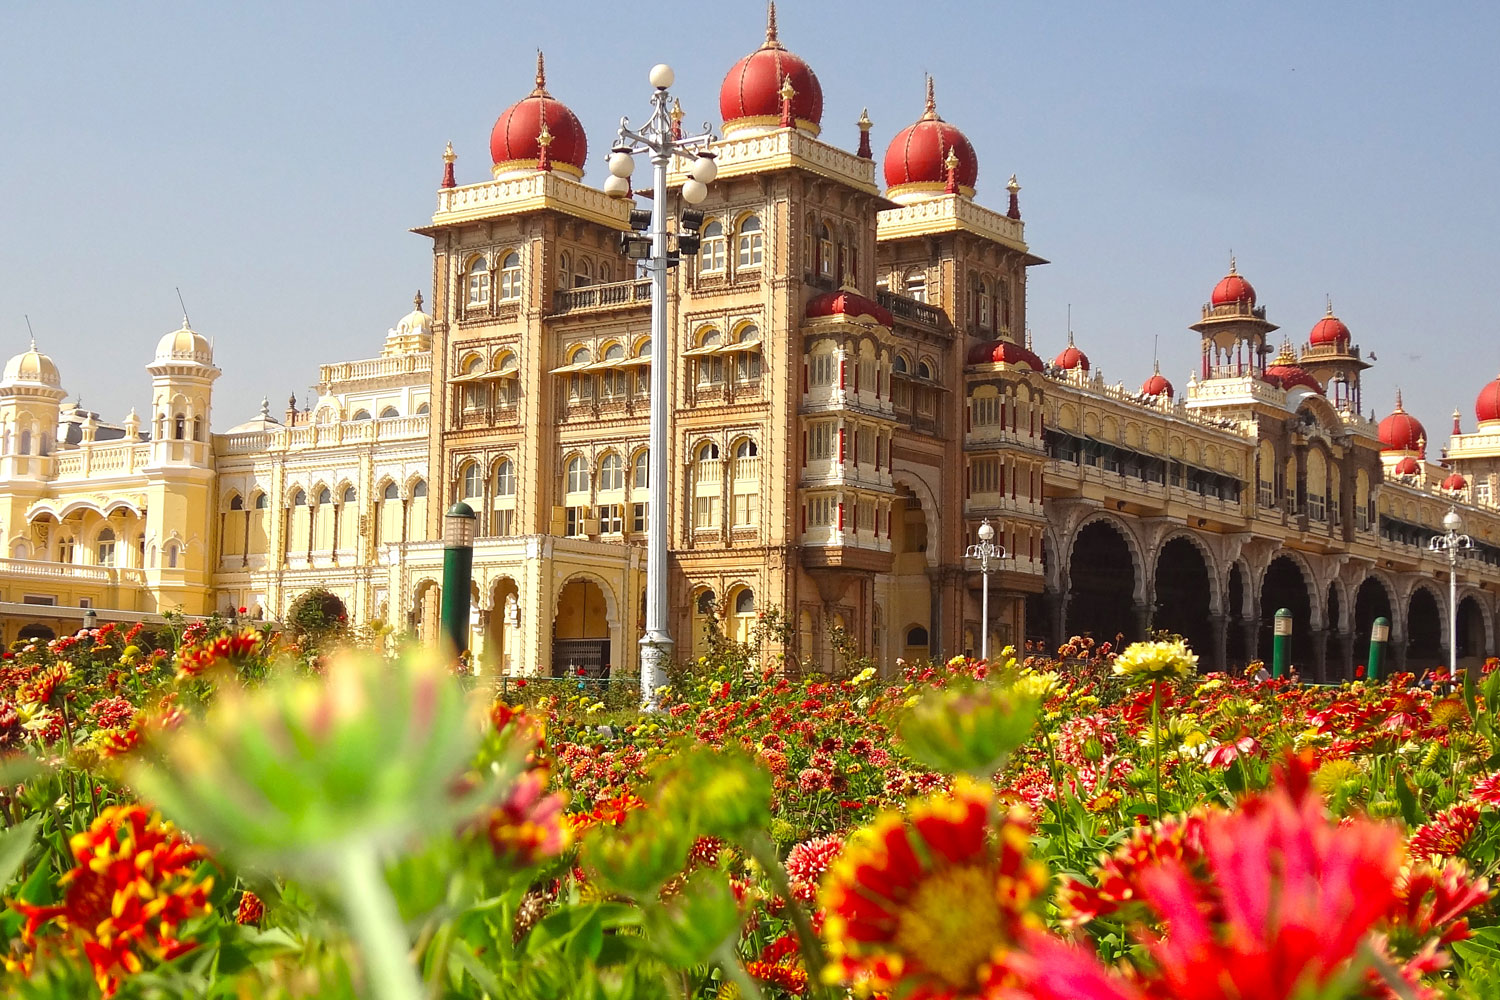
[1141, 367, 1174, 399]
[1442, 472, 1468, 491]
[1264, 343, 1324, 394]
[883, 77, 978, 203]
[806, 286, 893, 327]
[1308, 302, 1350, 347]
[720, 3, 823, 137]
[1053, 333, 1090, 372]
[1377, 390, 1426, 454]
[1393, 456, 1420, 476]
[1475, 374, 1500, 426]
[966, 339, 1042, 371]
[1210, 258, 1256, 307]
[489, 52, 587, 179]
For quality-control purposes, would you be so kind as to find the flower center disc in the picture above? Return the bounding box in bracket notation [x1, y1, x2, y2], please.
[893, 864, 1004, 989]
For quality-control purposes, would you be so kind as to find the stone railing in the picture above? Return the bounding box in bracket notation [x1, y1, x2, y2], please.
[552, 278, 652, 316]
[215, 414, 429, 456]
[876, 291, 945, 330]
[319, 353, 431, 386]
[671, 129, 879, 193]
[0, 557, 114, 583]
[433, 173, 632, 230]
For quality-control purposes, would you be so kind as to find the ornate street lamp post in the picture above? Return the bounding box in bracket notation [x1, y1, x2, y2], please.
[440, 501, 477, 661]
[1429, 505, 1472, 690]
[964, 519, 1007, 662]
[603, 63, 716, 707]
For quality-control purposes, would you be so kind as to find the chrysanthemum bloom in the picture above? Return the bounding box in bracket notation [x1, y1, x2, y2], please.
[786, 833, 843, 901]
[235, 891, 265, 926]
[1111, 639, 1198, 686]
[820, 779, 1047, 998]
[11, 805, 211, 997]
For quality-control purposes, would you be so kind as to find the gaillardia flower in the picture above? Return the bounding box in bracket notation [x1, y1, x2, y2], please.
[819, 779, 1047, 998]
[1111, 639, 1199, 685]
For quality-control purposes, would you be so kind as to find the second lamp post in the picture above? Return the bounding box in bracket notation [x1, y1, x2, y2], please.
[965, 519, 1006, 662]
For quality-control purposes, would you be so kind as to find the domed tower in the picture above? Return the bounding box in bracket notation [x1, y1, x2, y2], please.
[1051, 331, 1090, 383]
[1296, 301, 1368, 413]
[883, 77, 979, 205]
[145, 318, 219, 468]
[1377, 389, 1427, 474]
[719, 2, 823, 137]
[383, 291, 433, 356]
[1189, 258, 1278, 380]
[489, 52, 588, 181]
[0, 341, 66, 482]
[1263, 342, 1324, 395]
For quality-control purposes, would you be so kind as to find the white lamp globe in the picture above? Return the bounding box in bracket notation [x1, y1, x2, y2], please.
[649, 64, 675, 89]
[608, 150, 635, 178]
[680, 178, 708, 205]
[1444, 508, 1464, 533]
[602, 174, 631, 198]
[977, 521, 995, 542]
[690, 154, 718, 183]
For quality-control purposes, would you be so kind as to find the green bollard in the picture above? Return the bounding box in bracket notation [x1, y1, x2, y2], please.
[1272, 608, 1292, 679]
[440, 502, 477, 661]
[1367, 616, 1389, 682]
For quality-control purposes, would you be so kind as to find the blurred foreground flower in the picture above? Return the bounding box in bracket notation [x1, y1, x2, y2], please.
[129, 647, 504, 1000]
[10, 805, 211, 997]
[820, 778, 1047, 997]
[898, 680, 1040, 778]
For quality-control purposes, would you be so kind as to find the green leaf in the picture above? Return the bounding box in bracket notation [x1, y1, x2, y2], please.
[1394, 765, 1422, 827]
[1465, 667, 1479, 720]
[642, 870, 740, 969]
[0, 817, 40, 890]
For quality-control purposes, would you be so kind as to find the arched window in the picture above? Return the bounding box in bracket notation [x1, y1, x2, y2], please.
[735, 439, 758, 459]
[737, 215, 763, 268]
[906, 625, 929, 647]
[734, 325, 761, 382]
[466, 255, 490, 305]
[229, 494, 245, 511]
[342, 486, 357, 504]
[904, 270, 926, 302]
[164, 542, 180, 569]
[917, 360, 934, 380]
[498, 252, 522, 300]
[317, 487, 333, 505]
[599, 262, 612, 282]
[495, 459, 516, 496]
[696, 442, 720, 464]
[977, 278, 991, 328]
[415, 402, 429, 415]
[734, 588, 754, 615]
[18, 429, 29, 455]
[695, 329, 723, 386]
[600, 344, 627, 400]
[567, 347, 594, 402]
[566, 456, 590, 494]
[291, 489, 307, 506]
[575, 257, 593, 288]
[174, 413, 185, 440]
[192, 416, 203, 441]
[461, 462, 482, 499]
[96, 527, 116, 566]
[411, 479, 428, 498]
[559, 251, 572, 289]
[380, 405, 400, 418]
[700, 220, 726, 272]
[633, 449, 649, 488]
[892, 355, 909, 374]
[383, 482, 400, 501]
[818, 223, 834, 277]
[253, 491, 268, 509]
[599, 452, 624, 491]
[351, 409, 372, 420]
[697, 589, 717, 615]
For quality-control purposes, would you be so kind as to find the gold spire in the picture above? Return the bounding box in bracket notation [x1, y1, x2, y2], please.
[670, 98, 684, 126]
[857, 108, 872, 131]
[413, 290, 424, 311]
[1395, 387, 1404, 411]
[922, 74, 938, 120]
[537, 121, 553, 147]
[779, 75, 796, 102]
[1274, 340, 1297, 365]
[1325, 294, 1334, 315]
[1228, 252, 1237, 274]
[1007, 174, 1020, 195]
[532, 50, 548, 95]
[943, 147, 960, 171]
[442, 141, 456, 164]
[765, 1, 783, 48]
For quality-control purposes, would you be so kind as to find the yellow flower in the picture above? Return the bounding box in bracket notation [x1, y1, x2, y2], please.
[1111, 639, 1198, 685]
[586, 702, 606, 714]
[852, 667, 877, 685]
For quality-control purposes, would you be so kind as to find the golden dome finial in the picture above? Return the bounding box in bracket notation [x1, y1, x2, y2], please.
[1007, 174, 1020, 195]
[533, 50, 548, 95]
[779, 75, 796, 102]
[1395, 387, 1404, 411]
[1228, 251, 1237, 274]
[857, 108, 872, 131]
[765, 1, 783, 48]
[443, 141, 456, 164]
[923, 74, 938, 119]
[943, 147, 959, 171]
[670, 98, 684, 125]
[1325, 294, 1334, 315]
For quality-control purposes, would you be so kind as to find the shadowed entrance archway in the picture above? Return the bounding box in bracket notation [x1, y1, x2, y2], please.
[1066, 520, 1137, 645]
[1259, 556, 1313, 670]
[553, 578, 612, 678]
[1353, 577, 1393, 673]
[1458, 595, 1487, 666]
[1154, 537, 1212, 666]
[1406, 587, 1443, 675]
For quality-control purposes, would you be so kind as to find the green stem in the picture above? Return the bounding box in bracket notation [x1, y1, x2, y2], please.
[748, 832, 830, 998]
[1151, 685, 1163, 815]
[715, 942, 766, 1000]
[1042, 726, 1073, 868]
[334, 842, 424, 1000]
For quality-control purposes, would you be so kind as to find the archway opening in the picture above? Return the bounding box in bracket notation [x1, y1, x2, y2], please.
[1226, 563, 1247, 667]
[1353, 578, 1393, 672]
[1458, 596, 1488, 666]
[1406, 587, 1443, 673]
[1065, 520, 1136, 644]
[17, 623, 55, 643]
[487, 578, 520, 676]
[890, 483, 935, 661]
[1259, 556, 1313, 670]
[1324, 584, 1343, 683]
[1153, 537, 1212, 666]
[410, 581, 440, 644]
[553, 578, 611, 677]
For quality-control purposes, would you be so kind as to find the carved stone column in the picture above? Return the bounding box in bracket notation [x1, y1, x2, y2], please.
[1209, 613, 1229, 673]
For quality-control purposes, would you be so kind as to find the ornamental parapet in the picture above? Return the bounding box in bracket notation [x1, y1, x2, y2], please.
[670, 128, 879, 194]
[427, 172, 633, 231]
[876, 195, 1028, 254]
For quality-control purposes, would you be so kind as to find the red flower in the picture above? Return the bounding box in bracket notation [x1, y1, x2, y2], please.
[1409, 803, 1481, 860]
[1203, 735, 1259, 769]
[235, 891, 264, 926]
[9, 806, 211, 996]
[1470, 770, 1500, 806]
[486, 769, 570, 868]
[785, 833, 843, 901]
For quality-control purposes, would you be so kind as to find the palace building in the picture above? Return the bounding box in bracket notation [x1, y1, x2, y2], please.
[5, 7, 1500, 680]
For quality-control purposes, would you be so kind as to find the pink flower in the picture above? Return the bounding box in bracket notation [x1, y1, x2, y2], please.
[1203, 735, 1259, 768]
[1469, 770, 1500, 806]
[785, 833, 843, 901]
[796, 767, 830, 794]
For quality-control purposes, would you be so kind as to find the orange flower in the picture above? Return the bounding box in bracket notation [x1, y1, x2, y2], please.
[819, 778, 1047, 999]
[9, 805, 212, 996]
[174, 628, 262, 680]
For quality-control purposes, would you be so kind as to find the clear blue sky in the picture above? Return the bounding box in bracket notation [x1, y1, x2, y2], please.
[3, 2, 1497, 445]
